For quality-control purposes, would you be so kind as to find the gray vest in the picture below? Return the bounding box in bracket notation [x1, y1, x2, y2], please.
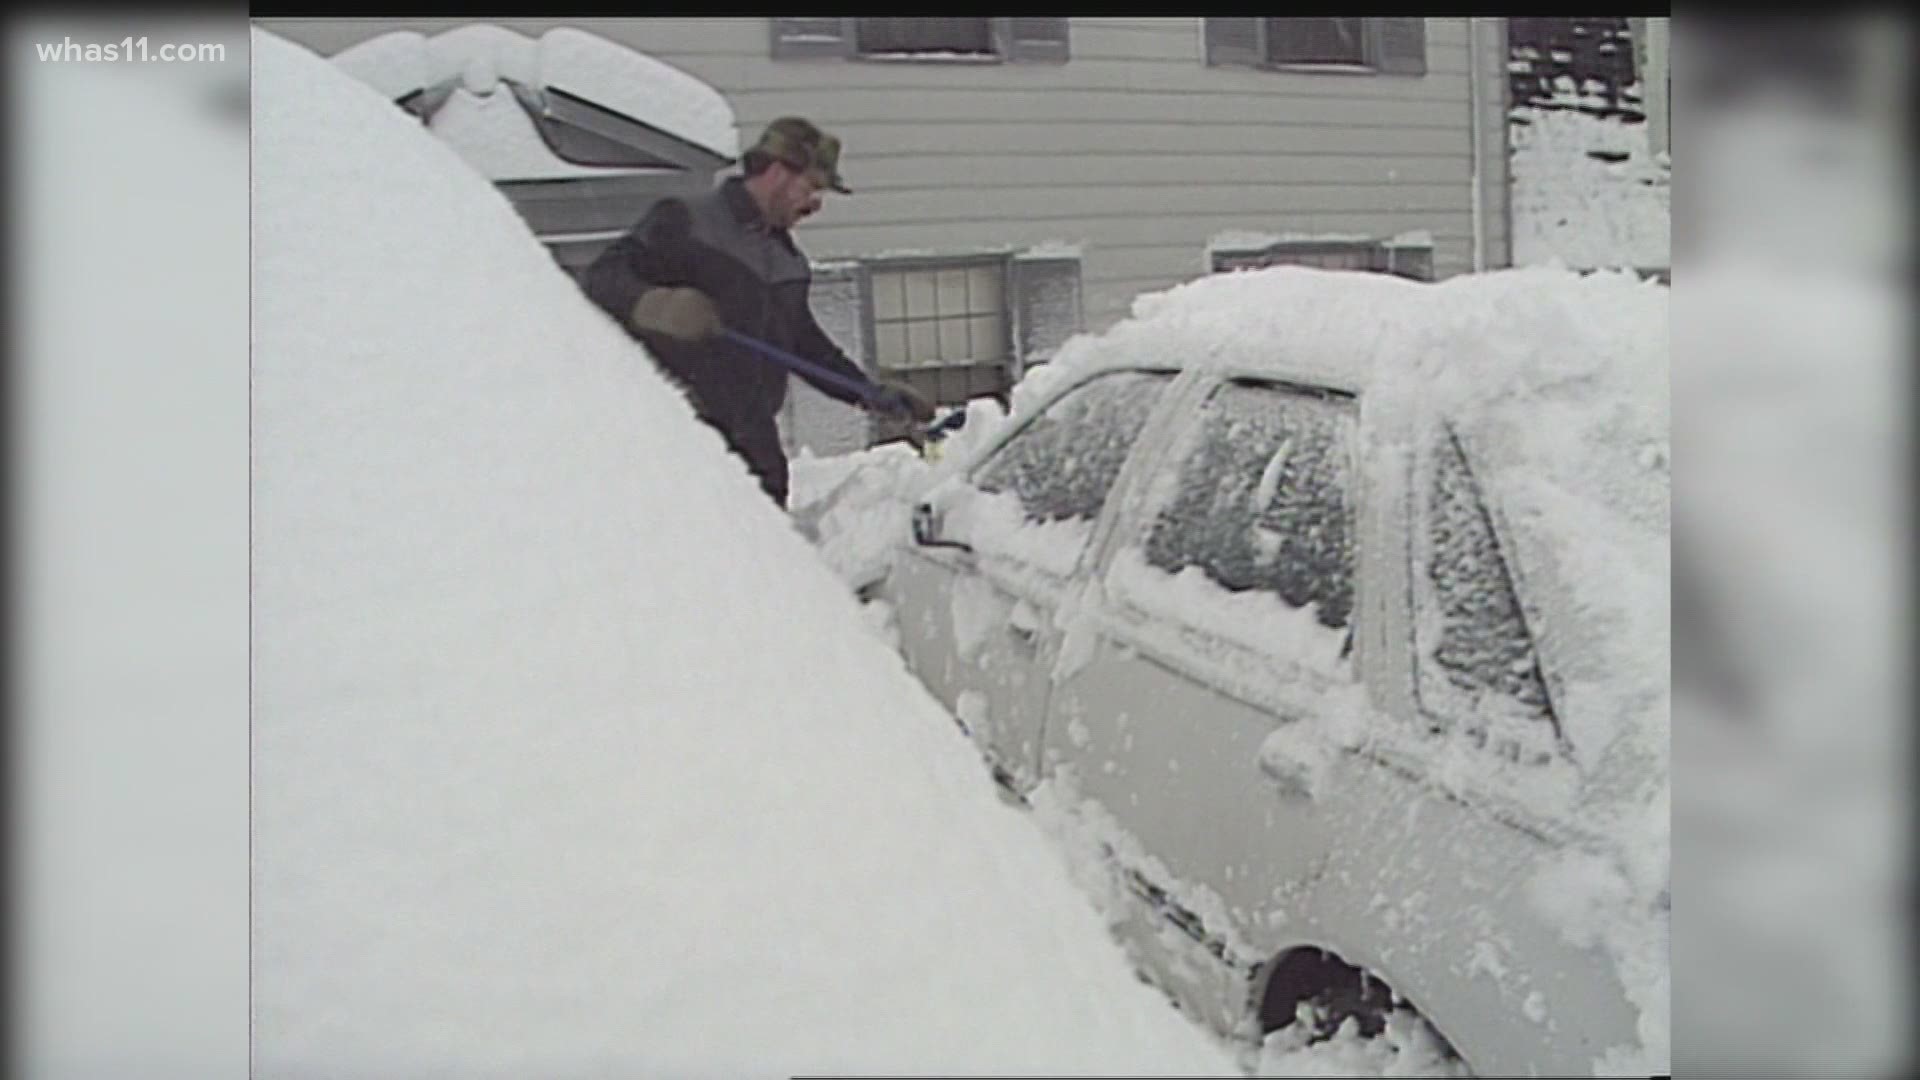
[683, 184, 811, 298]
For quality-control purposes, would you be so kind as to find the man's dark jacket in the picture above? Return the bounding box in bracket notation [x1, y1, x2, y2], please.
[584, 176, 875, 505]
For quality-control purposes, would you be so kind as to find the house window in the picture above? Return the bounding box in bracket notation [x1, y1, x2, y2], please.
[869, 259, 1011, 407]
[771, 18, 1070, 63]
[1204, 18, 1426, 76]
[1211, 240, 1434, 282]
[780, 251, 1083, 450]
[1266, 18, 1366, 67]
[856, 17, 993, 56]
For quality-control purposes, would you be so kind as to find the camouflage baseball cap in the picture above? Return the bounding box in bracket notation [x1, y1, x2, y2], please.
[748, 116, 852, 194]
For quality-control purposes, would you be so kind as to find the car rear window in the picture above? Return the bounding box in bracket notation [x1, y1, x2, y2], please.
[1415, 429, 1563, 762]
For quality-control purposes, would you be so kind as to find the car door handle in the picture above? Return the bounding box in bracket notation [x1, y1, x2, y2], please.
[1007, 623, 1039, 652]
[1259, 753, 1316, 801]
[1007, 601, 1043, 651]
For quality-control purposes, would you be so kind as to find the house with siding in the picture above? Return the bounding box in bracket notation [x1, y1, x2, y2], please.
[261, 16, 1516, 456]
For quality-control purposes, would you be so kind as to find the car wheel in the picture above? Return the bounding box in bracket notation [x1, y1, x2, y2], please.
[1254, 947, 1465, 1063]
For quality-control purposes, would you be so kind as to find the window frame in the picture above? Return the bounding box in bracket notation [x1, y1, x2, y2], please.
[1135, 376, 1363, 631]
[851, 16, 1001, 61]
[771, 17, 1070, 64]
[863, 255, 1014, 374]
[1204, 17, 1427, 77]
[791, 249, 1085, 449]
[1263, 17, 1371, 70]
[1405, 423, 1570, 763]
[958, 366, 1183, 581]
[968, 367, 1179, 515]
[1109, 373, 1364, 658]
[858, 254, 1017, 442]
[1210, 240, 1435, 282]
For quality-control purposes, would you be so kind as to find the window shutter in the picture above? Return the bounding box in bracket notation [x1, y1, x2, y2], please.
[770, 17, 853, 59]
[1371, 18, 1427, 75]
[781, 262, 872, 458]
[1010, 255, 1083, 372]
[809, 262, 869, 372]
[1204, 18, 1263, 68]
[1003, 17, 1070, 62]
[1374, 244, 1434, 281]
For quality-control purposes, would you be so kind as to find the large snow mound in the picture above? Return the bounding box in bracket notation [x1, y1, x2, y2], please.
[250, 28, 1233, 1077]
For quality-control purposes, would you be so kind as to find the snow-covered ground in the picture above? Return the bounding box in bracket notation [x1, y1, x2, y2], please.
[251, 28, 1244, 1077]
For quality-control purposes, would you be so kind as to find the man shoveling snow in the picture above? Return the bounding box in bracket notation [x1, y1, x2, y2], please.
[584, 115, 934, 507]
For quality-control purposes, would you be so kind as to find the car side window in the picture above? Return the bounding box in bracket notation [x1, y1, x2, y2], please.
[1142, 381, 1357, 631]
[1415, 429, 1562, 762]
[974, 370, 1171, 527]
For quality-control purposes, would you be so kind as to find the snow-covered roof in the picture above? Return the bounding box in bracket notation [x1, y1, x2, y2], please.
[250, 27, 1233, 1076]
[331, 23, 738, 181]
[422, 86, 667, 182]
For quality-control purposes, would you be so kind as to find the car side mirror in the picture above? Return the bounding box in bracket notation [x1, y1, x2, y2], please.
[912, 502, 973, 554]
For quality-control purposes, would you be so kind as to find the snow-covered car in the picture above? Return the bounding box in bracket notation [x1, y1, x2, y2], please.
[249, 29, 1241, 1077]
[884, 266, 1670, 1077]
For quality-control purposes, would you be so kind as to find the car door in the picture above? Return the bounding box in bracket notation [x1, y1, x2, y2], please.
[891, 368, 1177, 794]
[1039, 375, 1368, 1031]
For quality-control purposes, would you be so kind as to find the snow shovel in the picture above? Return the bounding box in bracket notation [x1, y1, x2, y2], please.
[720, 328, 967, 456]
[719, 328, 893, 410]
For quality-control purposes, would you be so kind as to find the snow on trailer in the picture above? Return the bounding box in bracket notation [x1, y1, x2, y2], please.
[332, 23, 738, 180]
[330, 25, 738, 283]
[250, 28, 1239, 1078]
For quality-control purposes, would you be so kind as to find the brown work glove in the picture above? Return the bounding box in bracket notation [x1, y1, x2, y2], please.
[872, 379, 935, 423]
[629, 287, 722, 342]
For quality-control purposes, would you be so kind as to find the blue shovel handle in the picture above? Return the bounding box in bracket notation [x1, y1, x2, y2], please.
[719, 328, 889, 408]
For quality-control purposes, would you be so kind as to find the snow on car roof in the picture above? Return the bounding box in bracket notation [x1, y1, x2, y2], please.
[1042, 262, 1663, 418]
[251, 28, 1232, 1076]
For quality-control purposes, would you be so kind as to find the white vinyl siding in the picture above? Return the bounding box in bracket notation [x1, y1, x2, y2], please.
[264, 16, 1509, 335]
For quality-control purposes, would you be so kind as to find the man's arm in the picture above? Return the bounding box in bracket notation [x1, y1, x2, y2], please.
[790, 286, 882, 408]
[793, 294, 935, 421]
[583, 199, 695, 329]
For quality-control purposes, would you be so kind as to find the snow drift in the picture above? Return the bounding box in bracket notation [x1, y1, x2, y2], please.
[250, 28, 1233, 1078]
